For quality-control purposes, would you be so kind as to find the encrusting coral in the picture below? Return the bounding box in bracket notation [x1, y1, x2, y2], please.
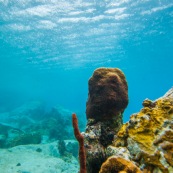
[73, 66, 173, 173]
[99, 156, 142, 173]
[72, 113, 86, 173]
[112, 87, 173, 173]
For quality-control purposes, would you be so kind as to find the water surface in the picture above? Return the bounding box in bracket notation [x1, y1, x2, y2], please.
[0, 0, 173, 121]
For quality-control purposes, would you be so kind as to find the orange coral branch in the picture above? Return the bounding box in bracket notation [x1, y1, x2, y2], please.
[72, 113, 86, 173]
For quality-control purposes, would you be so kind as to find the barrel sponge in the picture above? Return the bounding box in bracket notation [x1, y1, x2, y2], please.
[86, 67, 128, 121]
[99, 156, 142, 173]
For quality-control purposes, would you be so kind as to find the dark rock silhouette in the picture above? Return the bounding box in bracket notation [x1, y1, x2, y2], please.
[85, 67, 128, 173]
[86, 67, 128, 121]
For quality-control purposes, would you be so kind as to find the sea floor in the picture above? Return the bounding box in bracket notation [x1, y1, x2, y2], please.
[0, 141, 79, 173]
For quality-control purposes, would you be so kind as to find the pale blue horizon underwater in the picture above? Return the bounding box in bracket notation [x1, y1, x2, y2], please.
[0, 0, 173, 122]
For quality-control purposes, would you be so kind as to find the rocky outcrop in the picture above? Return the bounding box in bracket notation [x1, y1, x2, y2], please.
[83, 67, 173, 173]
[84, 68, 128, 173]
[86, 67, 128, 121]
[108, 87, 173, 173]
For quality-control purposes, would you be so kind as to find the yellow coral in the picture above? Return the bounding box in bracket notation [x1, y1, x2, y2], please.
[160, 141, 173, 166]
[127, 97, 173, 154]
[99, 156, 142, 173]
[112, 93, 173, 172]
[117, 123, 128, 138]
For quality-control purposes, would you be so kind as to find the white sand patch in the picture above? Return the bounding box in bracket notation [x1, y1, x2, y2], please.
[0, 142, 79, 173]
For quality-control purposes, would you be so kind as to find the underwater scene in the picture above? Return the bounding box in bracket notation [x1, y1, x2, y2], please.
[0, 0, 173, 173]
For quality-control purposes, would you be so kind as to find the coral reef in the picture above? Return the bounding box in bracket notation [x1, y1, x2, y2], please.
[72, 113, 86, 173]
[84, 67, 128, 173]
[82, 67, 173, 173]
[111, 87, 173, 173]
[0, 103, 86, 148]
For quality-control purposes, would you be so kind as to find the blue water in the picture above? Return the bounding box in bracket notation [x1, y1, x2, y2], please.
[0, 0, 173, 122]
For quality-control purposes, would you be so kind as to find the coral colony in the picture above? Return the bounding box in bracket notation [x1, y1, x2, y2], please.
[72, 67, 173, 173]
[72, 113, 86, 173]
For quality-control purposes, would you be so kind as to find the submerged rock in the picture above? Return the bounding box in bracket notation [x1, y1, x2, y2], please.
[0, 102, 86, 148]
[82, 68, 173, 173]
[7, 132, 42, 148]
[110, 87, 173, 173]
[86, 67, 128, 121]
[84, 67, 128, 173]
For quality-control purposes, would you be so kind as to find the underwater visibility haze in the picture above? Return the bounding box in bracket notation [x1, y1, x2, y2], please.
[0, 0, 173, 173]
[0, 0, 173, 122]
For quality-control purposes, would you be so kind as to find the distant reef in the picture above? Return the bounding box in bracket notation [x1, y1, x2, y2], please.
[74, 67, 173, 173]
[0, 102, 86, 172]
[0, 101, 86, 148]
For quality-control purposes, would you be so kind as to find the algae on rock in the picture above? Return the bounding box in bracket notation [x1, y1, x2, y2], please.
[84, 67, 128, 173]
[83, 68, 173, 173]
[109, 87, 173, 173]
